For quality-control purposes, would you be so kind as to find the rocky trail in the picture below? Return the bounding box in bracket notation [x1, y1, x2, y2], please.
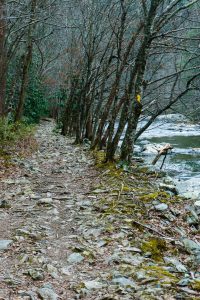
[1, 122, 200, 300]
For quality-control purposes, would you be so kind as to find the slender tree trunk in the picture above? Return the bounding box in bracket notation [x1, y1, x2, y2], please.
[15, 0, 37, 122]
[120, 101, 142, 161]
[106, 93, 130, 161]
[119, 0, 161, 161]
[0, 0, 6, 117]
[101, 93, 126, 148]
[91, 25, 143, 150]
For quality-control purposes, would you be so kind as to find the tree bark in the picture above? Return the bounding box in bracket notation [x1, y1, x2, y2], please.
[14, 0, 37, 122]
[0, 0, 6, 117]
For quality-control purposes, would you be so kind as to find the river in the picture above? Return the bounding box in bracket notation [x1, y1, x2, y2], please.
[135, 114, 200, 199]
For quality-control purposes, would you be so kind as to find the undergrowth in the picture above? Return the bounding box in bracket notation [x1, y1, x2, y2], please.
[0, 118, 37, 169]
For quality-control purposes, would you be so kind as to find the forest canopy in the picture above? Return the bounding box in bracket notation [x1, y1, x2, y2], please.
[0, 0, 200, 161]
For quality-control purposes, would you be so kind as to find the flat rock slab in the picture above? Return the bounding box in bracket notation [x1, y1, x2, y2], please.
[0, 240, 13, 251]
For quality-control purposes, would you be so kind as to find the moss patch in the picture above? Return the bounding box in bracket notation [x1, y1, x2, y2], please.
[191, 280, 200, 291]
[141, 238, 167, 261]
[143, 265, 178, 283]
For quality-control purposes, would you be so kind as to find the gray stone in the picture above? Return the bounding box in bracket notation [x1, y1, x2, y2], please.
[186, 210, 199, 225]
[67, 253, 84, 263]
[37, 198, 53, 205]
[84, 280, 104, 290]
[177, 278, 191, 287]
[155, 203, 168, 211]
[182, 238, 200, 255]
[18, 291, 37, 300]
[194, 201, 200, 208]
[28, 269, 44, 281]
[112, 276, 136, 288]
[164, 256, 187, 273]
[182, 239, 200, 265]
[194, 201, 200, 214]
[38, 284, 58, 300]
[159, 183, 178, 195]
[0, 240, 13, 251]
[163, 176, 174, 185]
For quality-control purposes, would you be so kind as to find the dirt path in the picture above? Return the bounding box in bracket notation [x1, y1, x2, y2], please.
[1, 122, 200, 300]
[0, 121, 102, 299]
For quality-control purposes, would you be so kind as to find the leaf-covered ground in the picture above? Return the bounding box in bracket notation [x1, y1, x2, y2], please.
[0, 121, 200, 300]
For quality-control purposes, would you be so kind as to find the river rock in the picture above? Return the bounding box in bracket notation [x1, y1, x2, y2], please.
[155, 203, 168, 211]
[176, 177, 200, 199]
[163, 176, 174, 185]
[194, 201, 200, 214]
[37, 284, 58, 300]
[159, 183, 178, 195]
[0, 240, 13, 251]
[142, 144, 158, 154]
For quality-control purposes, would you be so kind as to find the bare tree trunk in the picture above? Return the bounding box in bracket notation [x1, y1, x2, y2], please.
[91, 24, 143, 150]
[120, 101, 142, 161]
[0, 0, 6, 117]
[15, 0, 37, 122]
[120, 0, 161, 161]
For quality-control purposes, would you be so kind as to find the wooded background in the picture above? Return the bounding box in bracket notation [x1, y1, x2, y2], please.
[0, 0, 199, 160]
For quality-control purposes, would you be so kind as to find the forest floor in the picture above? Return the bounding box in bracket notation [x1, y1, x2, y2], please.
[0, 121, 200, 300]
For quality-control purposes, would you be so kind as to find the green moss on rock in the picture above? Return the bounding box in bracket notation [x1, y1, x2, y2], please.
[141, 238, 167, 261]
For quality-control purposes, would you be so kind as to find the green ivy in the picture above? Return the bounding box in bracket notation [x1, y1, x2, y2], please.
[24, 77, 49, 124]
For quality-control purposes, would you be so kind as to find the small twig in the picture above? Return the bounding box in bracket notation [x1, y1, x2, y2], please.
[118, 183, 124, 202]
[160, 152, 167, 170]
[131, 220, 177, 241]
[112, 183, 124, 209]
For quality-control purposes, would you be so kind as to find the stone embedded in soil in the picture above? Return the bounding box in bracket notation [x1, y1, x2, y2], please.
[37, 198, 53, 205]
[194, 201, 200, 208]
[27, 269, 44, 281]
[177, 278, 191, 286]
[182, 238, 200, 254]
[194, 201, 200, 215]
[159, 183, 178, 195]
[84, 280, 104, 290]
[0, 240, 13, 251]
[164, 256, 187, 273]
[46, 264, 59, 278]
[37, 283, 58, 300]
[112, 276, 136, 288]
[18, 290, 37, 300]
[182, 239, 200, 264]
[67, 252, 84, 263]
[186, 210, 199, 225]
[154, 203, 168, 211]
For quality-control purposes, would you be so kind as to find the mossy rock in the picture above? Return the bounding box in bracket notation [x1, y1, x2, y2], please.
[141, 238, 167, 261]
[191, 280, 200, 291]
[143, 265, 178, 283]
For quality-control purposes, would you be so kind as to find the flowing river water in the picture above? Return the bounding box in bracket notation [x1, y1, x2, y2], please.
[135, 114, 200, 199]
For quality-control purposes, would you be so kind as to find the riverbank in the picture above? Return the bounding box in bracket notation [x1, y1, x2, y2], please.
[0, 121, 200, 300]
[135, 113, 200, 201]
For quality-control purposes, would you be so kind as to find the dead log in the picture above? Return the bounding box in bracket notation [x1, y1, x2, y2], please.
[152, 143, 173, 166]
